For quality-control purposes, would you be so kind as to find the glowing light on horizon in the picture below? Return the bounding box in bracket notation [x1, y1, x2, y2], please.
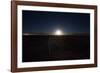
[23, 33, 30, 35]
[54, 29, 63, 35]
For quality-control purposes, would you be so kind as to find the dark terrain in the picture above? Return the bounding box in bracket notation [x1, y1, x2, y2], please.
[22, 35, 90, 62]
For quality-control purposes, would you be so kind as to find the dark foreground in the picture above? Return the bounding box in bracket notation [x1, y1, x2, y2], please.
[22, 35, 90, 62]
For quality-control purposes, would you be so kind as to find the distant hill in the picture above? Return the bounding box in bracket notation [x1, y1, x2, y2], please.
[23, 32, 90, 36]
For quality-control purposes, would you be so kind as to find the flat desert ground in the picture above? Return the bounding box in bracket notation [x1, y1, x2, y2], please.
[22, 34, 90, 62]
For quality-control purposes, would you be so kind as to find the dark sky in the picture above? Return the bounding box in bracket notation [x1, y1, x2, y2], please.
[22, 10, 90, 34]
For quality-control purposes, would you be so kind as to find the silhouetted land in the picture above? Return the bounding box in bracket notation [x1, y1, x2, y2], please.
[22, 34, 90, 62]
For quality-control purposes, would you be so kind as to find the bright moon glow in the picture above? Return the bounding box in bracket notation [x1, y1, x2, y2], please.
[54, 29, 63, 35]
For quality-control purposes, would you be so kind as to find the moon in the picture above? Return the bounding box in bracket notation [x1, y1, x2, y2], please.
[54, 29, 63, 35]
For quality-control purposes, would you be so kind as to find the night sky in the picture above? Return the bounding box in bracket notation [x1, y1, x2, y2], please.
[22, 10, 90, 34]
